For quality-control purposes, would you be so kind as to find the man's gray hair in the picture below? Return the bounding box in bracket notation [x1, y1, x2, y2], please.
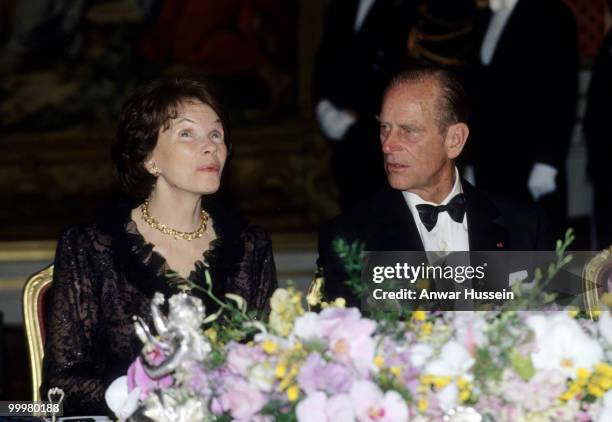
[384, 66, 470, 133]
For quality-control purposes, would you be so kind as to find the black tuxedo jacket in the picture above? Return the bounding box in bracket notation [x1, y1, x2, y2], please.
[467, 0, 578, 198]
[317, 180, 555, 305]
[584, 29, 612, 185]
[313, 0, 415, 121]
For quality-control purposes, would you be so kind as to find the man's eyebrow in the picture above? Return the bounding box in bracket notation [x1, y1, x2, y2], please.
[375, 115, 388, 123]
[399, 124, 420, 131]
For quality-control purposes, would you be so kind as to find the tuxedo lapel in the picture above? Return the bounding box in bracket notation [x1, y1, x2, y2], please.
[487, 0, 527, 65]
[368, 187, 424, 251]
[357, 0, 385, 35]
[462, 180, 509, 250]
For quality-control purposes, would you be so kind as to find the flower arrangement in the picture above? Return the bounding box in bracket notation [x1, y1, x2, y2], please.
[105, 230, 612, 422]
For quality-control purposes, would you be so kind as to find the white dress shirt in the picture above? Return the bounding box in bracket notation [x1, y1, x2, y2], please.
[403, 168, 470, 253]
[354, 0, 377, 31]
[480, 0, 519, 65]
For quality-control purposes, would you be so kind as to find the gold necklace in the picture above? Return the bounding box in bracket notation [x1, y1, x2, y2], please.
[140, 199, 209, 241]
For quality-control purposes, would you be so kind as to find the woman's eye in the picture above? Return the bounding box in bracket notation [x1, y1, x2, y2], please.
[210, 130, 223, 142]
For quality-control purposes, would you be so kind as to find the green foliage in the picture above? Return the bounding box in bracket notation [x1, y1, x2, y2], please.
[164, 268, 259, 344]
[260, 401, 298, 422]
[332, 238, 367, 298]
[507, 228, 575, 310]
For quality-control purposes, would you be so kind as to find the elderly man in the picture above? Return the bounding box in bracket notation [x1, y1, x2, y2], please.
[317, 66, 554, 305]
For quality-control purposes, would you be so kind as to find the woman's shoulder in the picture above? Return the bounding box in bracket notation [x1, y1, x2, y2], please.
[56, 202, 134, 253]
[240, 225, 273, 248]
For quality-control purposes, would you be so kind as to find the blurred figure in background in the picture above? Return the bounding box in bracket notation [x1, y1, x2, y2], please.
[584, 0, 612, 250]
[139, 0, 294, 116]
[406, 0, 482, 74]
[313, 0, 416, 210]
[467, 0, 578, 239]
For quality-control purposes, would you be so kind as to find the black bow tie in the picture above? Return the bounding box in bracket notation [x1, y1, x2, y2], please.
[416, 193, 466, 232]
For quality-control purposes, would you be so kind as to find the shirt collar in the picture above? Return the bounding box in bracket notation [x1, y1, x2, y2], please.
[403, 167, 463, 209]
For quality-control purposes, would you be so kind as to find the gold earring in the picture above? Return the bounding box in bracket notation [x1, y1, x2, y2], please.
[151, 162, 161, 176]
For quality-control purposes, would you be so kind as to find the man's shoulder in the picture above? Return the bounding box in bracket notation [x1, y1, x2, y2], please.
[320, 187, 401, 239]
[464, 182, 554, 250]
[475, 187, 543, 224]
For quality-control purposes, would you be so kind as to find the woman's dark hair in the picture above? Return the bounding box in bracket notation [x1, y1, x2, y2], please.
[111, 77, 230, 201]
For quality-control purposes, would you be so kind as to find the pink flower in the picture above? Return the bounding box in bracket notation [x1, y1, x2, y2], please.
[317, 308, 377, 374]
[127, 356, 173, 400]
[350, 381, 408, 422]
[227, 342, 264, 376]
[297, 353, 353, 394]
[296, 392, 354, 422]
[219, 378, 266, 420]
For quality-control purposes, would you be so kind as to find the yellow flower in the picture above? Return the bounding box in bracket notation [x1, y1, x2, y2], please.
[374, 356, 385, 368]
[287, 385, 300, 402]
[596, 363, 612, 378]
[269, 288, 305, 336]
[596, 377, 612, 390]
[204, 328, 217, 343]
[417, 397, 428, 412]
[262, 340, 279, 354]
[588, 384, 605, 398]
[591, 306, 602, 318]
[331, 297, 346, 308]
[275, 363, 287, 379]
[390, 366, 402, 378]
[290, 364, 299, 377]
[459, 389, 471, 402]
[576, 368, 590, 380]
[456, 378, 469, 389]
[420, 322, 433, 336]
[321, 297, 347, 309]
[560, 384, 581, 401]
[421, 375, 452, 390]
[412, 310, 426, 321]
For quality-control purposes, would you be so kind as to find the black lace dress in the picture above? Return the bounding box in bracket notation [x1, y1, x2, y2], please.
[40, 202, 277, 416]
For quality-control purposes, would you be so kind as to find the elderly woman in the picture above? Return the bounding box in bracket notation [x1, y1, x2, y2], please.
[41, 77, 277, 416]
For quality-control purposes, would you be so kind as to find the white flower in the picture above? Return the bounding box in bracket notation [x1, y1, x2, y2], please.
[437, 383, 459, 412]
[292, 312, 321, 341]
[527, 313, 603, 377]
[598, 310, 612, 347]
[409, 343, 434, 368]
[425, 341, 475, 381]
[249, 363, 275, 392]
[453, 312, 488, 350]
[104, 376, 141, 421]
[597, 389, 612, 422]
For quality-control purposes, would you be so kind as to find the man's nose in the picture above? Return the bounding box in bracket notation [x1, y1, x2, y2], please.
[381, 131, 400, 153]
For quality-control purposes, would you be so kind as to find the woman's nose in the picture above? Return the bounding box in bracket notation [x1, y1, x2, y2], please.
[200, 137, 217, 155]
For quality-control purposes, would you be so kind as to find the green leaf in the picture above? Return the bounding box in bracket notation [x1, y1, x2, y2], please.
[510, 349, 535, 381]
[225, 293, 247, 313]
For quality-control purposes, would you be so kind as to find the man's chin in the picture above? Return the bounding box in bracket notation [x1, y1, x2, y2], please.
[387, 176, 412, 192]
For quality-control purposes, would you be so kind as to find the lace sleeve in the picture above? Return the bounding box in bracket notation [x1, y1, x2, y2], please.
[245, 226, 278, 317]
[41, 226, 109, 416]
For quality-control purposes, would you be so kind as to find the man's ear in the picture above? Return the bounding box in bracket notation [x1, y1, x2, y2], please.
[444, 122, 469, 160]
